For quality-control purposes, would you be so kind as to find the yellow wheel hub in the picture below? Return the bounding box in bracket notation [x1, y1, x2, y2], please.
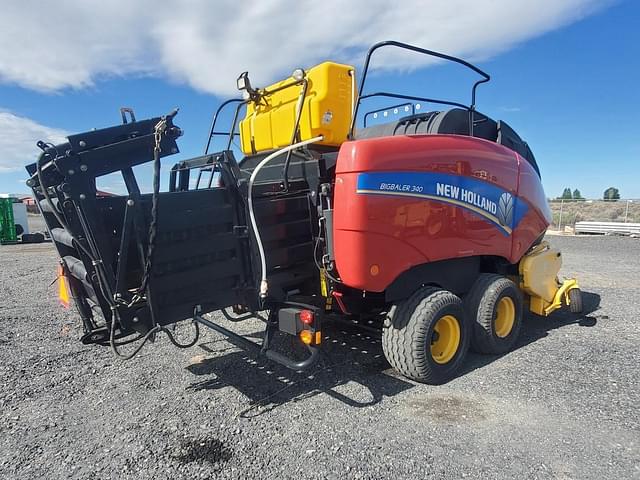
[430, 315, 461, 364]
[495, 296, 515, 338]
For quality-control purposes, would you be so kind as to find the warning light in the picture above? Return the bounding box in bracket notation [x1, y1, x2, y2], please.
[299, 309, 314, 325]
[57, 265, 71, 308]
[299, 330, 313, 345]
[299, 330, 322, 346]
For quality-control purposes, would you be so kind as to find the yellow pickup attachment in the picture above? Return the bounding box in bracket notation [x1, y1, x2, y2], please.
[519, 241, 580, 316]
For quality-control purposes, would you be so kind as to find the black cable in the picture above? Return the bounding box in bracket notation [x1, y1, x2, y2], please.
[162, 321, 200, 349]
[109, 317, 161, 360]
[109, 317, 200, 359]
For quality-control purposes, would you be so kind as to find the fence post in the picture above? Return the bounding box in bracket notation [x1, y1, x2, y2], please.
[558, 198, 564, 231]
[624, 200, 632, 223]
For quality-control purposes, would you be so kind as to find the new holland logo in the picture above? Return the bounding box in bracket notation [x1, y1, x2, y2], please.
[497, 192, 514, 227]
[355, 171, 529, 236]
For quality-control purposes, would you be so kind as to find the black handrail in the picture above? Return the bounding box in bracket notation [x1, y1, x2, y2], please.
[360, 92, 470, 112]
[349, 40, 491, 137]
[204, 98, 243, 155]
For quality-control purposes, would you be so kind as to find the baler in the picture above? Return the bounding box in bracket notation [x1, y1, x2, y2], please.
[26, 41, 581, 384]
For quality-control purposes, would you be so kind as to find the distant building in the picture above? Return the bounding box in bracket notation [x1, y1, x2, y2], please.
[19, 196, 36, 206]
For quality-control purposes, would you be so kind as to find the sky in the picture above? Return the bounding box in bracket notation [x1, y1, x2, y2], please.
[0, 0, 638, 199]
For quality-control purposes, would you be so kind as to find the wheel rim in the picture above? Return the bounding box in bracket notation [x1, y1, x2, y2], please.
[430, 315, 461, 364]
[495, 296, 515, 338]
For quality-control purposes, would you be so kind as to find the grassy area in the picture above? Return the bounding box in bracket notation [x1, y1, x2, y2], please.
[548, 200, 640, 228]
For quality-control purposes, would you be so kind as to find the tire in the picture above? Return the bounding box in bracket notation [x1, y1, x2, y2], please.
[568, 288, 583, 314]
[382, 287, 470, 384]
[21, 232, 45, 244]
[464, 274, 523, 355]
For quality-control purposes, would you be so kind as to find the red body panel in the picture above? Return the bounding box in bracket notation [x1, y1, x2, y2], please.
[511, 158, 552, 260]
[333, 134, 551, 292]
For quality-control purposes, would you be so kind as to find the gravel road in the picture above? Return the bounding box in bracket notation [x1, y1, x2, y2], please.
[1, 236, 639, 479]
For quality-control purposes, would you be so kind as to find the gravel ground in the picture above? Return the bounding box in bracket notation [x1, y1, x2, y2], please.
[1, 235, 639, 479]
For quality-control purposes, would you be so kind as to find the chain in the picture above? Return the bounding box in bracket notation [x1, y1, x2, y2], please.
[117, 117, 167, 308]
[109, 111, 199, 359]
[154, 119, 167, 158]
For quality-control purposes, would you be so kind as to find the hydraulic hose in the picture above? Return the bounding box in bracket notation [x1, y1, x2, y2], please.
[247, 135, 324, 299]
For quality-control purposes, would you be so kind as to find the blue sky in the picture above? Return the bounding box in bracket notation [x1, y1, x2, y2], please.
[1, 0, 638, 198]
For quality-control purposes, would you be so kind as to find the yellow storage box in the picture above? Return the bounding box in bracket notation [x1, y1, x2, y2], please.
[239, 62, 355, 155]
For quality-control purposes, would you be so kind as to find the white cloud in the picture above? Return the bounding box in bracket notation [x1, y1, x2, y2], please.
[0, 0, 609, 95]
[0, 112, 68, 172]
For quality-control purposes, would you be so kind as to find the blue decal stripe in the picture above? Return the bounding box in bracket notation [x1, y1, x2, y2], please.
[356, 188, 512, 235]
[355, 171, 528, 236]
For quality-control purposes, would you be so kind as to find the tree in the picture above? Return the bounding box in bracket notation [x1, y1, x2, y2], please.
[572, 189, 583, 200]
[560, 188, 573, 200]
[603, 187, 620, 201]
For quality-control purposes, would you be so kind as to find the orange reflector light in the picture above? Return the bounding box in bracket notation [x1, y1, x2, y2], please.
[299, 330, 322, 346]
[299, 330, 313, 345]
[299, 309, 314, 325]
[57, 265, 71, 308]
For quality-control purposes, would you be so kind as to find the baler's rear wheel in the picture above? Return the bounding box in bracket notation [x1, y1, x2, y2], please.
[382, 287, 470, 384]
[465, 274, 523, 355]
